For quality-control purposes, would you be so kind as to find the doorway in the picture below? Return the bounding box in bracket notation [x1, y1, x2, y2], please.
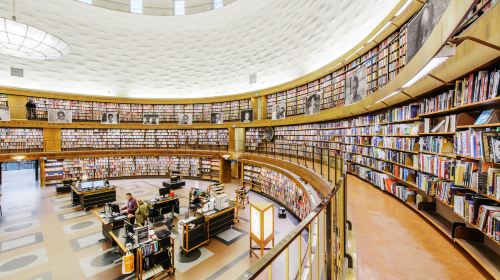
[0, 160, 39, 186]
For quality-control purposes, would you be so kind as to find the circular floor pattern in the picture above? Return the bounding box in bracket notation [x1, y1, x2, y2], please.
[4, 222, 33, 233]
[90, 251, 121, 267]
[177, 249, 201, 263]
[0, 255, 38, 272]
[70, 221, 94, 230]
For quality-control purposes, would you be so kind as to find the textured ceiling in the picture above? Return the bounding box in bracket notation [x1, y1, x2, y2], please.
[0, 0, 399, 98]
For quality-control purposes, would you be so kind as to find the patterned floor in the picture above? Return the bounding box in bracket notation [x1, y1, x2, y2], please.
[0, 169, 302, 280]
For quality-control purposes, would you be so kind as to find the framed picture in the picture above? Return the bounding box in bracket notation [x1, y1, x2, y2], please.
[178, 113, 193, 125]
[143, 114, 159, 125]
[272, 101, 286, 120]
[262, 127, 274, 142]
[101, 112, 119, 124]
[241, 109, 253, 123]
[0, 107, 10, 121]
[48, 109, 72, 123]
[482, 131, 500, 163]
[304, 92, 321, 115]
[345, 65, 367, 105]
[406, 0, 450, 63]
[211, 112, 223, 124]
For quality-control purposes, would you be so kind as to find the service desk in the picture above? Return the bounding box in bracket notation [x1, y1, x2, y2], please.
[162, 180, 186, 189]
[109, 225, 175, 278]
[94, 211, 127, 244]
[180, 201, 238, 253]
[71, 186, 116, 209]
[147, 196, 180, 217]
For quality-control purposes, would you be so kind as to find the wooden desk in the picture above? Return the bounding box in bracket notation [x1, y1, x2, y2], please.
[94, 211, 127, 244]
[147, 196, 180, 216]
[109, 226, 175, 278]
[162, 180, 186, 189]
[180, 202, 238, 253]
[71, 186, 116, 209]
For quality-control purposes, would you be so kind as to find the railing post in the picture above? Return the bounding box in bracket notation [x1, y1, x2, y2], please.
[320, 148, 323, 177]
[274, 141, 276, 158]
[328, 150, 331, 183]
[312, 146, 315, 171]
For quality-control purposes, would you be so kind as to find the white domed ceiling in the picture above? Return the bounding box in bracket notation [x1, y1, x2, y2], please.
[0, 0, 400, 98]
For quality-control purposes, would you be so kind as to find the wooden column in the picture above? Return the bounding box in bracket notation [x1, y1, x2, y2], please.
[7, 95, 28, 120]
[219, 159, 232, 183]
[39, 159, 46, 187]
[261, 95, 268, 120]
[228, 127, 235, 152]
[251, 97, 258, 120]
[43, 128, 62, 152]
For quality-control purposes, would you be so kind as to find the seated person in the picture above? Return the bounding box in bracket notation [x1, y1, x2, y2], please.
[104, 179, 110, 187]
[135, 199, 149, 226]
[121, 193, 138, 224]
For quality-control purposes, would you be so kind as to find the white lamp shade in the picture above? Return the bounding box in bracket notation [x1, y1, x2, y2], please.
[250, 206, 261, 239]
[0, 17, 70, 59]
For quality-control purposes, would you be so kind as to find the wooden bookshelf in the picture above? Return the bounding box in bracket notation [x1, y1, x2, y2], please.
[61, 129, 228, 151]
[43, 156, 220, 185]
[246, 66, 500, 277]
[0, 128, 43, 152]
[242, 163, 311, 220]
[28, 97, 251, 123]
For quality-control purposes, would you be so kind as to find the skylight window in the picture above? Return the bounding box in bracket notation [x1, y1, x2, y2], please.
[79, 0, 92, 4]
[174, 0, 185, 16]
[213, 0, 223, 9]
[130, 0, 143, 14]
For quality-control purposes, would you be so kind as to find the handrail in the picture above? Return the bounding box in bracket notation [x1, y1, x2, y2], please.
[238, 176, 345, 279]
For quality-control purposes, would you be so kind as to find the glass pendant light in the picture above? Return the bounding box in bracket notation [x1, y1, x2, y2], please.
[0, 0, 70, 59]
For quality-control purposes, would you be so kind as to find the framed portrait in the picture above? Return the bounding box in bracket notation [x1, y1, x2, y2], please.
[482, 131, 500, 163]
[178, 113, 193, 125]
[143, 114, 159, 125]
[262, 127, 274, 142]
[48, 109, 72, 123]
[406, 0, 450, 63]
[272, 101, 286, 120]
[345, 65, 367, 105]
[0, 107, 10, 121]
[101, 112, 119, 124]
[241, 109, 253, 123]
[211, 112, 223, 124]
[304, 92, 321, 115]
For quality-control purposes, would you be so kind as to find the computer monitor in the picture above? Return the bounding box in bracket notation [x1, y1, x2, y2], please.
[108, 203, 120, 214]
[159, 187, 170, 197]
[93, 180, 104, 188]
[81, 181, 93, 189]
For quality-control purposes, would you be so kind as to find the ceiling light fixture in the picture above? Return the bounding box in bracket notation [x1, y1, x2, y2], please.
[369, 21, 393, 42]
[395, 0, 413, 17]
[402, 45, 455, 89]
[377, 90, 401, 103]
[0, 0, 70, 59]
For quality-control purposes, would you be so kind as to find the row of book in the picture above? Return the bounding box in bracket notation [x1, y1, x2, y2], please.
[419, 69, 499, 115]
[266, 25, 408, 118]
[61, 129, 228, 150]
[29, 97, 251, 122]
[0, 128, 44, 152]
[44, 156, 220, 184]
[243, 164, 311, 219]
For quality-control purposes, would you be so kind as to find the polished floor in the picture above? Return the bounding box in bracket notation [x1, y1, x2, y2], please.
[0, 169, 301, 280]
[346, 175, 488, 280]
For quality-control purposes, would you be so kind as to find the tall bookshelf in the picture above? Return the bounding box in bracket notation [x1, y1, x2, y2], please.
[247, 66, 500, 275]
[242, 163, 311, 220]
[264, 26, 408, 118]
[0, 94, 8, 107]
[0, 128, 43, 152]
[28, 97, 251, 123]
[61, 129, 228, 151]
[44, 156, 221, 184]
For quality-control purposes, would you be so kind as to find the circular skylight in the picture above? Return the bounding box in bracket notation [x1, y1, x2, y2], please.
[75, 0, 234, 16]
[0, 17, 70, 59]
